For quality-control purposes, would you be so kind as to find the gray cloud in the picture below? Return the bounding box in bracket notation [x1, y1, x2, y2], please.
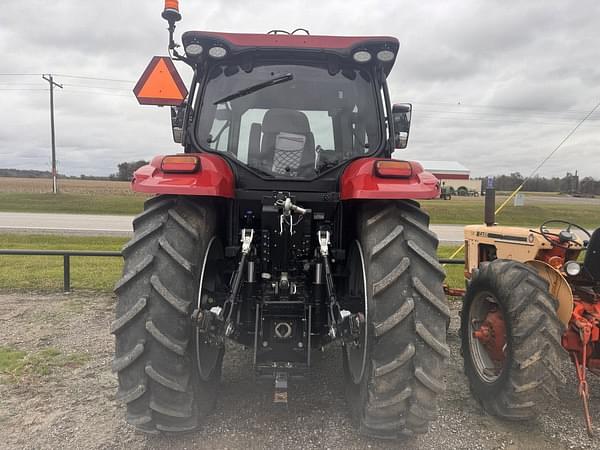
[0, 0, 599, 178]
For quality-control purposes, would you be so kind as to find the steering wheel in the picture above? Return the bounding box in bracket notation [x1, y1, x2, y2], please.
[540, 220, 591, 248]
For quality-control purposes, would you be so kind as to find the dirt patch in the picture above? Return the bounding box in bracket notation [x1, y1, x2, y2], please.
[0, 292, 598, 449]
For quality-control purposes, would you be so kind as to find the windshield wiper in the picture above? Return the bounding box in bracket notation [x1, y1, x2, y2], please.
[213, 73, 294, 105]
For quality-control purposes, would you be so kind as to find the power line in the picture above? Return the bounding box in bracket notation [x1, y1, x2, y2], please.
[0, 73, 41, 76]
[0, 82, 45, 86]
[518, 99, 600, 183]
[0, 73, 135, 83]
[62, 83, 131, 91]
[415, 114, 600, 127]
[446, 97, 600, 262]
[60, 88, 133, 98]
[0, 88, 47, 91]
[416, 107, 599, 121]
[53, 74, 135, 83]
[413, 101, 597, 115]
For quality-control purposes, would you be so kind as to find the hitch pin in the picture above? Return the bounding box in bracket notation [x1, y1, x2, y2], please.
[241, 228, 254, 255]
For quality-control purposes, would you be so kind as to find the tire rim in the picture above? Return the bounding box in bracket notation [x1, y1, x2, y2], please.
[345, 240, 369, 384]
[468, 290, 507, 383]
[195, 236, 224, 381]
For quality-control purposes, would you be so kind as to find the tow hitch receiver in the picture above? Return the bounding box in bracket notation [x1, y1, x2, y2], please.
[274, 371, 288, 405]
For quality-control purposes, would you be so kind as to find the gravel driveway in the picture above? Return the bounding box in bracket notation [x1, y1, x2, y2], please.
[0, 292, 598, 449]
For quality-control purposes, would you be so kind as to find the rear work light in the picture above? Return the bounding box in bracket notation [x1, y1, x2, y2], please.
[185, 43, 203, 56]
[161, 155, 201, 173]
[377, 50, 395, 62]
[374, 160, 413, 178]
[208, 46, 227, 59]
[352, 50, 372, 63]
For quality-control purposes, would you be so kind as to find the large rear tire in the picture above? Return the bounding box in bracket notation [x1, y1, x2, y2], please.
[112, 195, 224, 433]
[343, 201, 450, 438]
[461, 259, 565, 420]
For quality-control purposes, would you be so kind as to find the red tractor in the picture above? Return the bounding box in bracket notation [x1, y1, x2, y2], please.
[112, 1, 448, 438]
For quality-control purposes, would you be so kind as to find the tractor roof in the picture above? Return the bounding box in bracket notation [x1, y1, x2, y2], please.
[182, 31, 400, 75]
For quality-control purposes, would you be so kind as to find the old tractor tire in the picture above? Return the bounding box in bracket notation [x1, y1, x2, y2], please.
[461, 259, 565, 420]
[343, 201, 450, 439]
[112, 195, 223, 433]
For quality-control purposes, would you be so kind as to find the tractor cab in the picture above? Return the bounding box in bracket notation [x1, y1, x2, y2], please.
[179, 31, 407, 183]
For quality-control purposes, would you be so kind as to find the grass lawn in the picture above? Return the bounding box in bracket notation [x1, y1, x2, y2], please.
[0, 346, 89, 383]
[0, 234, 466, 292]
[0, 192, 147, 216]
[422, 196, 599, 228]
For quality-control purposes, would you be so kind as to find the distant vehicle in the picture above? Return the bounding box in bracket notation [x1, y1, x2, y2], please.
[440, 179, 482, 197]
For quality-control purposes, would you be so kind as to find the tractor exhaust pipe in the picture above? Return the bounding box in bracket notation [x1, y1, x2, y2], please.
[484, 177, 495, 227]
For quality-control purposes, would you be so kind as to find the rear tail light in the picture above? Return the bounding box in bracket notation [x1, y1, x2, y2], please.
[161, 155, 201, 173]
[374, 160, 413, 178]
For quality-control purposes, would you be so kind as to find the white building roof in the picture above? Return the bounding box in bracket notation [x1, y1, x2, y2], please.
[417, 160, 470, 174]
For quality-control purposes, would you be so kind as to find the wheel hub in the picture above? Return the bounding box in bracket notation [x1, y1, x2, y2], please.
[469, 292, 507, 382]
[472, 308, 506, 365]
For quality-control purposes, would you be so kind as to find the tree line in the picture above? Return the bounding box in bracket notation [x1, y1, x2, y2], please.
[491, 172, 600, 195]
[108, 160, 149, 181]
[0, 164, 599, 195]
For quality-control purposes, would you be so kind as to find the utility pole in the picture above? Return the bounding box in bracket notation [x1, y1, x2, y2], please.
[42, 74, 63, 194]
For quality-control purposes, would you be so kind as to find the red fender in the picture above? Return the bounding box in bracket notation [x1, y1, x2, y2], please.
[340, 158, 440, 200]
[132, 153, 235, 198]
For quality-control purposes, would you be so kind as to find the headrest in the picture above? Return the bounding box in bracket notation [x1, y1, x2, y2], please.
[262, 109, 310, 134]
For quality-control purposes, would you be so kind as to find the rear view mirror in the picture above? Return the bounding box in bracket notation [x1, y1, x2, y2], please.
[392, 103, 412, 149]
[171, 102, 186, 143]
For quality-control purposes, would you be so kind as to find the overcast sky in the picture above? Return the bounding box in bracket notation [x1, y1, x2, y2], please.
[1, 0, 599, 178]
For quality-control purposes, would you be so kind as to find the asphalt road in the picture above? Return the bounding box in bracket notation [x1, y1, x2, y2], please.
[0, 212, 467, 242]
[0, 212, 133, 237]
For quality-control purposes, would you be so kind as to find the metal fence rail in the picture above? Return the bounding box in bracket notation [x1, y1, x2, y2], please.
[0, 249, 122, 292]
[439, 259, 465, 264]
[0, 249, 465, 293]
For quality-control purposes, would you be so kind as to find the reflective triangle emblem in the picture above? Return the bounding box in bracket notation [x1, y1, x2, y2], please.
[133, 56, 188, 106]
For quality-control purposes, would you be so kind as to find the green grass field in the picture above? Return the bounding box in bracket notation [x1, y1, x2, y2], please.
[422, 196, 599, 228]
[0, 192, 147, 215]
[0, 234, 465, 292]
[0, 346, 89, 383]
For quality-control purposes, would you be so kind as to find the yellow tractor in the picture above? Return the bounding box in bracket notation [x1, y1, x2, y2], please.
[448, 185, 600, 435]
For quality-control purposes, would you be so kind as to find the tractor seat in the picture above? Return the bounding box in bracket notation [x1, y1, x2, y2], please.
[258, 109, 315, 177]
[583, 227, 600, 281]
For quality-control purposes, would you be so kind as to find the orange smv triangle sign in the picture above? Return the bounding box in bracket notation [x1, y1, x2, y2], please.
[133, 56, 188, 106]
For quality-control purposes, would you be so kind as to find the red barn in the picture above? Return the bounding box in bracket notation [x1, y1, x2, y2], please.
[418, 161, 481, 196]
